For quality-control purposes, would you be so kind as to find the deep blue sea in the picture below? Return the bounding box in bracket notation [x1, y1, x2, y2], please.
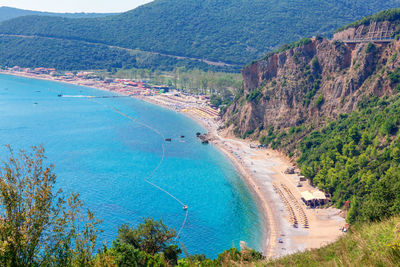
[0, 74, 262, 258]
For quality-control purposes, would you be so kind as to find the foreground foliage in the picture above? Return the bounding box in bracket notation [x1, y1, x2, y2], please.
[0, 146, 263, 266]
[0, 146, 101, 266]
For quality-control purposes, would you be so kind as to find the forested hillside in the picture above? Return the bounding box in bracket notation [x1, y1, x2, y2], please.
[0, 36, 231, 71]
[0, 0, 399, 66]
[0, 6, 116, 22]
[297, 95, 400, 223]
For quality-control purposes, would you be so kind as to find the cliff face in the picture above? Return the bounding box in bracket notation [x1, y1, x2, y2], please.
[224, 29, 400, 139]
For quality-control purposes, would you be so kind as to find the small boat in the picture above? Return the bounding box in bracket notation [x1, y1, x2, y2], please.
[165, 138, 172, 142]
[57, 94, 63, 97]
[183, 205, 188, 210]
[180, 135, 185, 138]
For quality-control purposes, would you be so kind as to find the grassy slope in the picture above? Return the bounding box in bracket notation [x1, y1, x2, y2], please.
[266, 216, 400, 266]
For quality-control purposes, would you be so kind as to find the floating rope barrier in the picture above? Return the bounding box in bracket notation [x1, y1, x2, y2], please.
[90, 98, 188, 240]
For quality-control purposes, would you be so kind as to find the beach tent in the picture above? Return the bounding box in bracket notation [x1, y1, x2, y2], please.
[301, 190, 327, 207]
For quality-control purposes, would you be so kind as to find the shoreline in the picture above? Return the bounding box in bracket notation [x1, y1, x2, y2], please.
[0, 70, 346, 259]
[137, 96, 273, 254]
[169, 105, 275, 255]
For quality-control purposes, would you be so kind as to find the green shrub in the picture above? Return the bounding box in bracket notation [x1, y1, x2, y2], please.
[392, 53, 398, 62]
[243, 130, 254, 139]
[366, 42, 376, 53]
[380, 119, 398, 135]
[388, 69, 400, 84]
[246, 88, 263, 103]
[311, 57, 321, 73]
[315, 95, 324, 108]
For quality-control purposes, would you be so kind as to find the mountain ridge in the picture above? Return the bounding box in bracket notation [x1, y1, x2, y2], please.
[0, 6, 117, 22]
[1, 0, 400, 66]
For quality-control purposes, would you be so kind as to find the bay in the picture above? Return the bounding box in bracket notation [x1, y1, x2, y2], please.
[0, 74, 263, 258]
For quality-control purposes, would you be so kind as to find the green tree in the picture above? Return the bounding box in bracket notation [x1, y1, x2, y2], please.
[0, 146, 102, 267]
[346, 196, 359, 224]
[108, 218, 180, 266]
[117, 218, 176, 256]
[381, 119, 398, 135]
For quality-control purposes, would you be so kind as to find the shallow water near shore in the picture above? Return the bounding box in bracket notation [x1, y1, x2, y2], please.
[0, 74, 262, 258]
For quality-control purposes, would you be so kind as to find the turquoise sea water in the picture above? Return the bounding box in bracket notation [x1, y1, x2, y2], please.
[0, 74, 263, 258]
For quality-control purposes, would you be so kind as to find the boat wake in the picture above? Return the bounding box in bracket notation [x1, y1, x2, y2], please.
[60, 95, 95, 98]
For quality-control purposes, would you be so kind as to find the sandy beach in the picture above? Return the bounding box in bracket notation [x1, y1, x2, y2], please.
[1, 69, 346, 259]
[212, 138, 345, 258]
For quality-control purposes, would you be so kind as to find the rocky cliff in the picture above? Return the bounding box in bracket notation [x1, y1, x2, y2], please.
[223, 21, 400, 145]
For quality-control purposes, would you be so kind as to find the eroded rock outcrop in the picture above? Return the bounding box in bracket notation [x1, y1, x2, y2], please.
[224, 23, 400, 139]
